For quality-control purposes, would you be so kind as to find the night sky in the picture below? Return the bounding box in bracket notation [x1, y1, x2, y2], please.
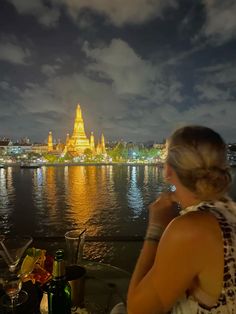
[0, 0, 236, 143]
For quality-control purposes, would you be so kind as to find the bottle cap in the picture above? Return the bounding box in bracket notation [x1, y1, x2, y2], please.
[55, 249, 64, 261]
[53, 249, 66, 278]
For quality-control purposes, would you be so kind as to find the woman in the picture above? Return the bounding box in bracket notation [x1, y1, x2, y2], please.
[127, 125, 236, 314]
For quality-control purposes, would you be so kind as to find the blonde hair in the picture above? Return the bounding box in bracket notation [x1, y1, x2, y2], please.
[166, 126, 232, 200]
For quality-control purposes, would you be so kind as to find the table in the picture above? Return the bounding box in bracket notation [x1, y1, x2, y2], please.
[81, 260, 130, 314]
[0, 260, 131, 314]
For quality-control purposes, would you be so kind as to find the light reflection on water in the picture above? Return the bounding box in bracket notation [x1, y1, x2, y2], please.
[0, 165, 236, 270]
[127, 166, 143, 218]
[0, 165, 166, 237]
[0, 167, 15, 232]
[1, 165, 235, 237]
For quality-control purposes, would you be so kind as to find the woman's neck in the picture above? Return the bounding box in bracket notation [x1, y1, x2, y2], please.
[175, 185, 202, 209]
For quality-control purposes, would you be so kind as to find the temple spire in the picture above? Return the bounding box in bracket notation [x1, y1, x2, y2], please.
[90, 131, 95, 152]
[48, 131, 53, 152]
[72, 103, 86, 139]
[66, 133, 70, 145]
[64, 104, 90, 156]
[76, 104, 82, 120]
[101, 133, 106, 154]
[64, 104, 106, 157]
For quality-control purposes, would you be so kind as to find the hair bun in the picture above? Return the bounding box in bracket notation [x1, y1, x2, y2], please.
[195, 166, 227, 178]
[195, 167, 231, 200]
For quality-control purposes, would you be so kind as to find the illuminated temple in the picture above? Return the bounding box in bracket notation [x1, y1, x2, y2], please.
[48, 104, 106, 156]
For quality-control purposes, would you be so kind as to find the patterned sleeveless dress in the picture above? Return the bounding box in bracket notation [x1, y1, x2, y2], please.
[172, 197, 236, 314]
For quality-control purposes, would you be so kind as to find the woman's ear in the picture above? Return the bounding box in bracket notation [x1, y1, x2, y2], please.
[164, 163, 174, 183]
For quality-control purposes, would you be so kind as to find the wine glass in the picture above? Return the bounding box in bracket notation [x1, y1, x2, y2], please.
[0, 235, 33, 309]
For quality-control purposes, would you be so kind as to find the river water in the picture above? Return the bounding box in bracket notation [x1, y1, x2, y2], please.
[0, 165, 235, 271]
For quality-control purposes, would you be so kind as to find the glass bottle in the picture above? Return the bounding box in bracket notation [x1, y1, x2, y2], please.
[47, 249, 71, 314]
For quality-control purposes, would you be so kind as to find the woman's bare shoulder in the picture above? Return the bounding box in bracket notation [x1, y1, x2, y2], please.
[162, 210, 220, 246]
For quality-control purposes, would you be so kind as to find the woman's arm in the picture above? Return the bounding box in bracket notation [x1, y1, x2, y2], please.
[127, 209, 204, 314]
[127, 239, 162, 313]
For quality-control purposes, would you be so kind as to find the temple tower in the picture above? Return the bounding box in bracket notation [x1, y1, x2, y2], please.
[101, 133, 106, 154]
[96, 134, 106, 154]
[66, 133, 70, 145]
[48, 131, 53, 152]
[65, 104, 91, 155]
[96, 140, 101, 155]
[56, 139, 64, 152]
[90, 132, 95, 152]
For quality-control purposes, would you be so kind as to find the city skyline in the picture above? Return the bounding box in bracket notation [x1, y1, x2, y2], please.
[0, 0, 236, 142]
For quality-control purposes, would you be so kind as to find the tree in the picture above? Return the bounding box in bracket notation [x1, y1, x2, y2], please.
[84, 148, 93, 161]
[107, 142, 128, 161]
[43, 154, 59, 163]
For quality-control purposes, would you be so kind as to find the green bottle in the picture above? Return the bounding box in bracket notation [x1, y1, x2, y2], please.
[48, 249, 71, 314]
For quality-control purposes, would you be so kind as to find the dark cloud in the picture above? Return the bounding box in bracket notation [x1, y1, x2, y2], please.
[0, 37, 31, 65]
[63, 0, 178, 27]
[7, 0, 178, 28]
[8, 0, 60, 27]
[41, 64, 61, 77]
[195, 62, 236, 101]
[201, 0, 236, 44]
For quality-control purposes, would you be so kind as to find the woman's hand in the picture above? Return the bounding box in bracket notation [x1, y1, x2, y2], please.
[148, 192, 179, 227]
